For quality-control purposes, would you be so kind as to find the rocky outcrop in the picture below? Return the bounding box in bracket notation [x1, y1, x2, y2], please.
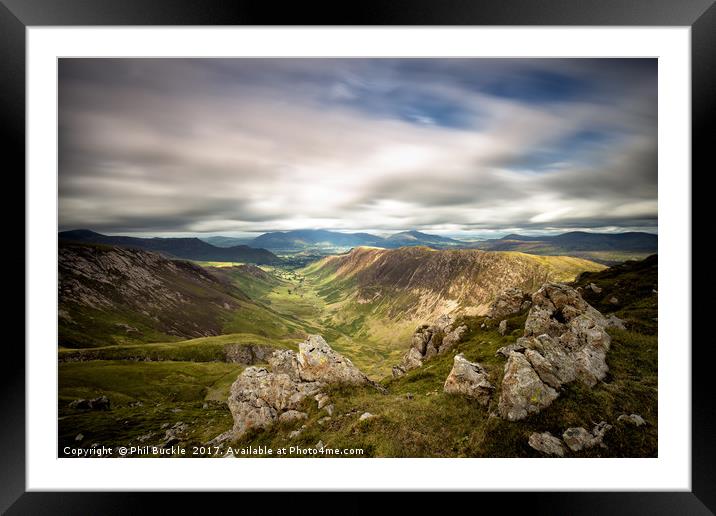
[495, 341, 526, 358]
[488, 287, 531, 320]
[528, 432, 565, 457]
[442, 324, 468, 351]
[498, 283, 613, 421]
[296, 335, 370, 385]
[498, 352, 558, 421]
[443, 354, 493, 405]
[523, 282, 608, 339]
[223, 343, 276, 365]
[498, 319, 508, 336]
[227, 335, 372, 439]
[562, 422, 612, 451]
[529, 421, 612, 455]
[433, 314, 455, 332]
[228, 367, 321, 438]
[268, 349, 301, 380]
[68, 395, 110, 411]
[392, 315, 468, 377]
[392, 348, 423, 378]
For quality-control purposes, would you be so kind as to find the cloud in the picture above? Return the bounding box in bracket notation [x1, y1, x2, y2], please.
[58, 58, 657, 235]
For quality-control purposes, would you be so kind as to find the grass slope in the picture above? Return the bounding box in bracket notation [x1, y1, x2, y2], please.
[59, 333, 299, 363]
[60, 243, 315, 348]
[58, 360, 243, 456]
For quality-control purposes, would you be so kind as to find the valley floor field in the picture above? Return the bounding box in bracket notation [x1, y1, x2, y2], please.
[256, 265, 412, 379]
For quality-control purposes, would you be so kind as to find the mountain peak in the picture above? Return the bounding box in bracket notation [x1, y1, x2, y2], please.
[59, 229, 104, 240]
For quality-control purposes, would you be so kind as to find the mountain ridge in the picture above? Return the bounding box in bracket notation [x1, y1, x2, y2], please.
[472, 231, 657, 264]
[385, 230, 463, 246]
[302, 246, 606, 348]
[247, 228, 468, 251]
[59, 229, 281, 264]
[58, 241, 305, 348]
[250, 229, 382, 250]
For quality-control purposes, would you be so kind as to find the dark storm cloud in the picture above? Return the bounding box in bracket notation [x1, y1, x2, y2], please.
[58, 58, 657, 235]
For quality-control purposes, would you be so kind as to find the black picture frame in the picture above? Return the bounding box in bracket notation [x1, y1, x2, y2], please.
[3, 0, 712, 512]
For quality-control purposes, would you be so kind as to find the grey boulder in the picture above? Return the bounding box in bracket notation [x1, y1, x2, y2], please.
[528, 432, 565, 457]
[393, 315, 467, 377]
[562, 421, 612, 451]
[297, 335, 371, 385]
[498, 283, 613, 421]
[443, 354, 493, 405]
[617, 413, 646, 426]
[498, 351, 558, 421]
[498, 319, 508, 336]
[228, 335, 371, 439]
[488, 287, 531, 320]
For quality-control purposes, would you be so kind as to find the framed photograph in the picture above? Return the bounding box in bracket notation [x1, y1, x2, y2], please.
[6, 0, 712, 511]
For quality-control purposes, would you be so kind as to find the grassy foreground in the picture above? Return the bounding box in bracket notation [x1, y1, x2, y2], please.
[230, 315, 657, 457]
[58, 361, 243, 456]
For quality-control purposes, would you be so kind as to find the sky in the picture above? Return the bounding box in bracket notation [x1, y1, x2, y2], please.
[58, 58, 657, 238]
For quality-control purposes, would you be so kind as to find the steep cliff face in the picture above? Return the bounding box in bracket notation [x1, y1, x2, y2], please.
[59, 242, 252, 347]
[305, 246, 605, 321]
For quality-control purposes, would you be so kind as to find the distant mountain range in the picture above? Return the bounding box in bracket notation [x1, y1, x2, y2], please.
[61, 228, 658, 265]
[250, 229, 382, 250]
[214, 229, 466, 251]
[490, 231, 657, 249]
[59, 229, 281, 264]
[384, 230, 463, 247]
[470, 231, 657, 264]
[202, 235, 253, 248]
[205, 229, 656, 260]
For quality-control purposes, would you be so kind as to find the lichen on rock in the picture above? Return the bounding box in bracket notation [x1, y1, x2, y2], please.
[443, 354, 494, 405]
[227, 335, 372, 439]
[498, 283, 613, 421]
[528, 431, 565, 457]
[498, 351, 558, 421]
[488, 287, 531, 320]
[392, 314, 467, 377]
